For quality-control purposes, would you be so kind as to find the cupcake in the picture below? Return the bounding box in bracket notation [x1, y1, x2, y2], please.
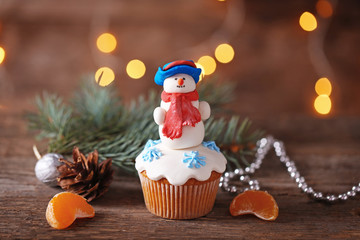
[135, 60, 227, 219]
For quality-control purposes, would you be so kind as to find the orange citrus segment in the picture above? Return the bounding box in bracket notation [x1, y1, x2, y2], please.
[229, 190, 279, 221]
[46, 192, 95, 229]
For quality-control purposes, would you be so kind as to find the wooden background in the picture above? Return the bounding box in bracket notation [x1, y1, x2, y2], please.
[0, 0, 359, 239]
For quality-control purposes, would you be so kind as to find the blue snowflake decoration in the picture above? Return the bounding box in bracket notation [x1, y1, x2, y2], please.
[144, 139, 161, 149]
[183, 151, 206, 169]
[202, 141, 220, 152]
[142, 148, 162, 162]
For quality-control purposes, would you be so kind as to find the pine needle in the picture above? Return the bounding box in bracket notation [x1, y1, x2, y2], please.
[26, 76, 263, 174]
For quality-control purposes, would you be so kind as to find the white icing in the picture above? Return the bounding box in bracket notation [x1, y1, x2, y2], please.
[135, 142, 227, 186]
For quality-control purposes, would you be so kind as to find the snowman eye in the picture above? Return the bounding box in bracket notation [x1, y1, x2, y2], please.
[175, 78, 178, 80]
[183, 78, 186, 80]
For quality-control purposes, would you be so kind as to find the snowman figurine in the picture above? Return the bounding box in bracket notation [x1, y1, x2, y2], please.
[153, 60, 210, 149]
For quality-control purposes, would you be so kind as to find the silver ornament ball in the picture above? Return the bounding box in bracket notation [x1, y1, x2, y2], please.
[34, 153, 64, 187]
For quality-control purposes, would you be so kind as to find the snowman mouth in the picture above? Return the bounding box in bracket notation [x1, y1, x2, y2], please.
[177, 85, 185, 88]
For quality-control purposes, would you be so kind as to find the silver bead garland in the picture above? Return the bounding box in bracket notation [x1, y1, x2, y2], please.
[219, 135, 360, 203]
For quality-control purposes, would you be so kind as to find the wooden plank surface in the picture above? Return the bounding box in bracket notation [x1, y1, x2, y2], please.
[1, 113, 359, 239]
[0, 0, 360, 238]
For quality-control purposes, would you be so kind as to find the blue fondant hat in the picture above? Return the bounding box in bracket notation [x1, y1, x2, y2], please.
[154, 60, 202, 86]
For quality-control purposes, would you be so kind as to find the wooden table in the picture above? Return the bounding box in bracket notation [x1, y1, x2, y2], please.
[1, 108, 359, 239]
[1, 1, 360, 238]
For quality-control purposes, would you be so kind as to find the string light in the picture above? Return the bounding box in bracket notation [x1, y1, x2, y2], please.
[197, 56, 216, 76]
[215, 43, 235, 64]
[95, 67, 115, 87]
[314, 78, 332, 115]
[0, 47, 5, 64]
[126, 59, 146, 79]
[316, 0, 333, 18]
[315, 77, 332, 96]
[299, 12, 317, 32]
[304, 2, 335, 116]
[89, 2, 243, 84]
[195, 63, 205, 81]
[314, 95, 331, 115]
[96, 33, 117, 53]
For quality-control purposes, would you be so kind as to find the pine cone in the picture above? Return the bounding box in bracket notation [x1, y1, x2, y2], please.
[57, 147, 114, 202]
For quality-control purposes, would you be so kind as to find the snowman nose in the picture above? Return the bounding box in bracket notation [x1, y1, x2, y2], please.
[177, 78, 184, 86]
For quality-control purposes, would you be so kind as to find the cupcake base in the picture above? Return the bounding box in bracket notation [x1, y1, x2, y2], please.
[139, 171, 221, 219]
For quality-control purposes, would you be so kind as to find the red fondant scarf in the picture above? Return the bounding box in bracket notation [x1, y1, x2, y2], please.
[161, 90, 201, 140]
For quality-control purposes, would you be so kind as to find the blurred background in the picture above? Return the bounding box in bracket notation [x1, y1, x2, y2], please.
[0, 0, 359, 146]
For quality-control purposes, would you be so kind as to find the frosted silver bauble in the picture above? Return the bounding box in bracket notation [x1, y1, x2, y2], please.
[34, 153, 64, 187]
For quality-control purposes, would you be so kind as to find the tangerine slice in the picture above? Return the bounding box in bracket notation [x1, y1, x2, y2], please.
[46, 192, 95, 229]
[229, 190, 279, 221]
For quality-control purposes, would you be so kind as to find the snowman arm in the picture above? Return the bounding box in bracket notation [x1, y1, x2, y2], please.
[199, 101, 211, 120]
[153, 107, 166, 125]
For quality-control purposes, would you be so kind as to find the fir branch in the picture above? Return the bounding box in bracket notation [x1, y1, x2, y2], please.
[26, 76, 263, 174]
[72, 76, 124, 129]
[197, 77, 235, 111]
[27, 92, 73, 141]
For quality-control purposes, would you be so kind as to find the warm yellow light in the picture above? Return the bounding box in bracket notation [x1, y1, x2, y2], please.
[215, 43, 235, 64]
[96, 33, 117, 53]
[126, 59, 146, 79]
[197, 56, 216, 75]
[0, 47, 5, 64]
[314, 95, 331, 115]
[195, 63, 205, 81]
[315, 77, 332, 96]
[95, 67, 115, 87]
[316, 0, 333, 18]
[299, 12, 317, 32]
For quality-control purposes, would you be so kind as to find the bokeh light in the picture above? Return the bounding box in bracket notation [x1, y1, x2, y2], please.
[215, 43, 235, 64]
[95, 67, 115, 87]
[197, 56, 216, 75]
[316, 0, 333, 18]
[195, 63, 205, 81]
[126, 59, 146, 79]
[314, 95, 332, 115]
[315, 77, 332, 96]
[96, 33, 117, 53]
[299, 12, 317, 32]
[0, 47, 5, 64]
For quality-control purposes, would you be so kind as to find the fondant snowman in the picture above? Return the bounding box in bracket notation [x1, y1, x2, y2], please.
[153, 60, 210, 149]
